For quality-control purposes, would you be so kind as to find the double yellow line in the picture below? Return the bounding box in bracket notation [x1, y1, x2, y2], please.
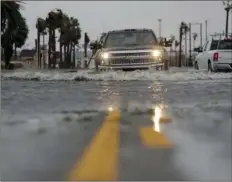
[68, 110, 121, 181]
[67, 109, 172, 181]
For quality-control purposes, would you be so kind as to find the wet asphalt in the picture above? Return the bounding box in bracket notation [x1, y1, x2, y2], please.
[0, 79, 231, 181]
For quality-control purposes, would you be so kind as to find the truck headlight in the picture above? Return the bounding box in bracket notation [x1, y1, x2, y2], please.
[101, 52, 109, 59]
[152, 50, 161, 57]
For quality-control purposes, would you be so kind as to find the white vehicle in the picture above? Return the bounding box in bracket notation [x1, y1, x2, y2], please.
[195, 35, 232, 72]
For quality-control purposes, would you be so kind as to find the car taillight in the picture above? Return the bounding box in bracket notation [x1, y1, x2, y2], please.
[213, 52, 218, 61]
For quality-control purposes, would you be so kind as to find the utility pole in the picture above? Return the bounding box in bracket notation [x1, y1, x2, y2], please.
[205, 20, 208, 42]
[157, 19, 162, 41]
[225, 7, 230, 37]
[223, 1, 232, 37]
[200, 23, 203, 47]
[189, 23, 192, 66]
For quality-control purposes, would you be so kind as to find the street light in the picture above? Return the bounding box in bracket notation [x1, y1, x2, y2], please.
[205, 20, 208, 42]
[157, 19, 162, 42]
[222, 1, 232, 37]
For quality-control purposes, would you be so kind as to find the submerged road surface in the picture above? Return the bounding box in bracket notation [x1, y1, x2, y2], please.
[1, 70, 231, 181]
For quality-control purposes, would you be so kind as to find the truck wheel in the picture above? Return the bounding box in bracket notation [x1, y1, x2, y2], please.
[195, 62, 199, 70]
[208, 61, 213, 72]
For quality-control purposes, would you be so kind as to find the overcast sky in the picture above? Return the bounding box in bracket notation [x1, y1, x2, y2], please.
[21, 1, 231, 48]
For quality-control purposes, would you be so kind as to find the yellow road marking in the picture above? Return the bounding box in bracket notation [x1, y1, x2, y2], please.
[139, 127, 173, 148]
[67, 110, 120, 181]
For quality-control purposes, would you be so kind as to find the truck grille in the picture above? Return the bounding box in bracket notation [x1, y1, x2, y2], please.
[111, 52, 150, 57]
[110, 59, 150, 64]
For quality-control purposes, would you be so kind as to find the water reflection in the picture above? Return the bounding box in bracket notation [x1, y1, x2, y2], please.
[97, 81, 121, 110]
[153, 106, 162, 132]
[108, 106, 114, 112]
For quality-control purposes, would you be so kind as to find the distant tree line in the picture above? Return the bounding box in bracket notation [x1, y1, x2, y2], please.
[1, 1, 85, 69]
[36, 9, 83, 69]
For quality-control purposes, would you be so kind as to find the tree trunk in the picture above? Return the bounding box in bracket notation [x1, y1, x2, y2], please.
[73, 45, 76, 68]
[59, 35, 63, 65]
[37, 28, 41, 68]
[184, 34, 187, 67]
[67, 44, 70, 67]
[14, 44, 17, 60]
[69, 44, 72, 67]
[175, 46, 177, 67]
[48, 27, 52, 69]
[179, 28, 182, 67]
[64, 45, 67, 67]
[4, 45, 13, 69]
[52, 30, 56, 69]
[43, 33, 45, 68]
[71, 44, 74, 68]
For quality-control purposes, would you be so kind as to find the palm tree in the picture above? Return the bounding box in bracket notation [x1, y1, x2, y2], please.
[36, 18, 47, 68]
[13, 16, 29, 59]
[1, 1, 23, 33]
[57, 10, 69, 68]
[68, 17, 81, 67]
[1, 1, 28, 69]
[46, 9, 61, 68]
[61, 16, 81, 68]
[179, 22, 189, 67]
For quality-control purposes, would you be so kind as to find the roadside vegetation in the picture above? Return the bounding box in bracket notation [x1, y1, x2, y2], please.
[1, 1, 82, 69]
[1, 1, 29, 69]
[36, 9, 82, 69]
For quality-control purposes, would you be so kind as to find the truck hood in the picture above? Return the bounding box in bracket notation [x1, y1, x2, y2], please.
[102, 45, 159, 52]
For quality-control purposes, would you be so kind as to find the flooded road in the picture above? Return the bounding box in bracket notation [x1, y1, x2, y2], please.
[1, 69, 231, 180]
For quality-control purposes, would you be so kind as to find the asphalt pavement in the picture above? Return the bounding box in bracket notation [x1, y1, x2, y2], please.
[1, 78, 231, 181]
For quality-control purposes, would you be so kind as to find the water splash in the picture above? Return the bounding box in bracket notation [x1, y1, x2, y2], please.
[1, 68, 232, 81]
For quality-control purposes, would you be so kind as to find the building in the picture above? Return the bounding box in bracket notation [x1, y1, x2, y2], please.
[18, 49, 38, 68]
[19, 49, 36, 61]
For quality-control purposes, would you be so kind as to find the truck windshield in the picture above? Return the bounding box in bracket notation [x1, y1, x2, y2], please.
[210, 40, 232, 50]
[104, 31, 157, 48]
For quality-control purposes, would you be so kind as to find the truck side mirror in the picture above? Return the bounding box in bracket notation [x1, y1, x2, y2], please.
[90, 41, 102, 50]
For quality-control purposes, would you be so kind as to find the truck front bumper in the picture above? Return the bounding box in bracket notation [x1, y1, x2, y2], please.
[98, 63, 164, 70]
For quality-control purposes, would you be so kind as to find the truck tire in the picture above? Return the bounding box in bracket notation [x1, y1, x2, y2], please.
[208, 61, 213, 72]
[195, 62, 199, 70]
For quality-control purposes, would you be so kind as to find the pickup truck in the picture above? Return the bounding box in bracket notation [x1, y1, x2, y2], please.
[90, 29, 169, 71]
[195, 37, 232, 72]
